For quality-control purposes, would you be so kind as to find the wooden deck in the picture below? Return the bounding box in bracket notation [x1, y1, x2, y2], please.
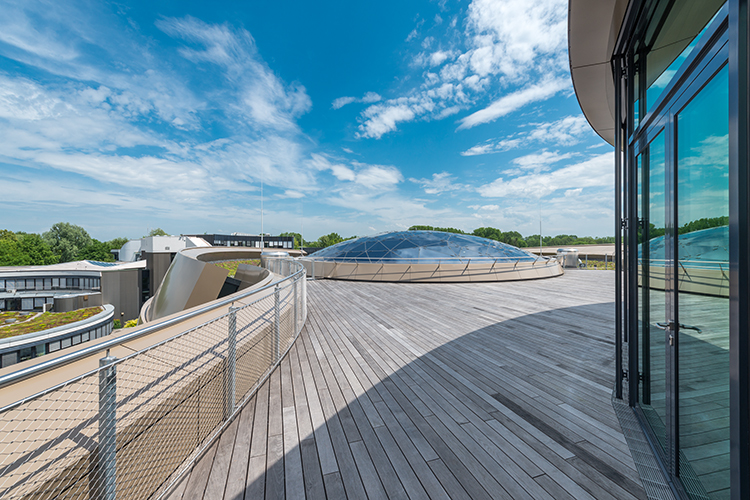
[165, 270, 646, 500]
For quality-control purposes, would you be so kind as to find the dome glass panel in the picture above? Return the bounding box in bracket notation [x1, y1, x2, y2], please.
[308, 230, 540, 264]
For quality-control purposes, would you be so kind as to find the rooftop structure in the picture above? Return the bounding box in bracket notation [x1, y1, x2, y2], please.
[112, 235, 210, 263]
[184, 233, 295, 250]
[301, 230, 563, 282]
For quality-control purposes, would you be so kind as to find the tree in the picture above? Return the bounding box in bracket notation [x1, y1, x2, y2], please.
[78, 239, 116, 262]
[106, 237, 129, 250]
[0, 231, 58, 266]
[146, 228, 169, 237]
[42, 223, 92, 263]
[408, 225, 466, 234]
[280, 232, 303, 249]
[473, 227, 528, 247]
[316, 233, 345, 248]
[17, 233, 58, 265]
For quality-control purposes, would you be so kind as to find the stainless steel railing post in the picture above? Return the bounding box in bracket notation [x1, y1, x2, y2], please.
[274, 285, 281, 360]
[226, 306, 239, 417]
[293, 277, 298, 333]
[98, 354, 118, 500]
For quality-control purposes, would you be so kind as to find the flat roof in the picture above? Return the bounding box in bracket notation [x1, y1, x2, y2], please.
[0, 260, 146, 275]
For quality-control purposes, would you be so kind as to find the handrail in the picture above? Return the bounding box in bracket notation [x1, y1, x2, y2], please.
[302, 255, 546, 263]
[0, 265, 305, 390]
[0, 255, 308, 500]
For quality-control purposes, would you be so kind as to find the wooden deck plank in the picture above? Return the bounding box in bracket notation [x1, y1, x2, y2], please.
[223, 397, 254, 500]
[180, 439, 218, 500]
[202, 415, 239, 499]
[164, 271, 648, 500]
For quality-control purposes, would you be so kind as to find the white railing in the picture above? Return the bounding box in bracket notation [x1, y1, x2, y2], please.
[0, 258, 307, 500]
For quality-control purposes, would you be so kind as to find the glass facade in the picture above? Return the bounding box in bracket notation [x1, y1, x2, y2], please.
[614, 2, 737, 498]
[308, 230, 540, 264]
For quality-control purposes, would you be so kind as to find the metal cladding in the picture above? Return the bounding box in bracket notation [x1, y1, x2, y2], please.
[301, 230, 563, 282]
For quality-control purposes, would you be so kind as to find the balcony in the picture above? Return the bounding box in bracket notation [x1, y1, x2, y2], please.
[166, 271, 645, 500]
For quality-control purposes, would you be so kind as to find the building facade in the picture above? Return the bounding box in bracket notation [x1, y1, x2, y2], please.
[570, 1, 749, 498]
[190, 233, 295, 249]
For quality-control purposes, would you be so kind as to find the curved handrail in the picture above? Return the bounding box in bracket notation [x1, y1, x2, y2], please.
[0, 256, 308, 500]
[0, 262, 305, 390]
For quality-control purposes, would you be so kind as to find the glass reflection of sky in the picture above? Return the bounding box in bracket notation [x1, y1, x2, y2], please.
[640, 226, 728, 269]
[309, 231, 540, 264]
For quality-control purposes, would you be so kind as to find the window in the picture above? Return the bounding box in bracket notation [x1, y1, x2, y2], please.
[1, 353, 17, 369]
[44, 278, 51, 290]
[48, 341, 60, 352]
[21, 298, 33, 310]
[52, 278, 59, 288]
[61, 338, 71, 349]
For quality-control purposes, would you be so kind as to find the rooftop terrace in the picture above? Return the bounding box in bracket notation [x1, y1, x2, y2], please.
[166, 271, 646, 500]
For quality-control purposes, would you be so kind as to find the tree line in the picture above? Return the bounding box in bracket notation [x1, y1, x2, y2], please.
[280, 232, 357, 249]
[637, 216, 729, 243]
[0, 223, 170, 266]
[407, 225, 616, 247]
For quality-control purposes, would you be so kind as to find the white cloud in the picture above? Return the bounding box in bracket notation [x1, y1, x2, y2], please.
[477, 152, 613, 198]
[512, 150, 573, 170]
[282, 190, 305, 198]
[527, 115, 590, 144]
[332, 91, 382, 109]
[350, 0, 571, 139]
[464, 0, 567, 79]
[306, 154, 402, 189]
[356, 103, 416, 139]
[460, 114, 592, 156]
[457, 76, 568, 130]
[0, 9, 322, 215]
[430, 50, 453, 67]
[461, 138, 523, 156]
[410, 172, 463, 194]
[354, 164, 403, 189]
[157, 16, 311, 131]
[332, 96, 356, 109]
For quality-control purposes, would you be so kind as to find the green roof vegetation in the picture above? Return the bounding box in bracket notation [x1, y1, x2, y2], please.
[213, 259, 261, 277]
[0, 307, 103, 339]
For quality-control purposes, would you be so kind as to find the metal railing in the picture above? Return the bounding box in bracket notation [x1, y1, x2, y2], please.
[0, 258, 307, 500]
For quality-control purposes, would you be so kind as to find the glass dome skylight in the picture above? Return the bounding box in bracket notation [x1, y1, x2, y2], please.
[308, 230, 540, 264]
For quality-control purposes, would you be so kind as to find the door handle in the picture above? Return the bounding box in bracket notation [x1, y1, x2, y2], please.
[677, 323, 702, 333]
[654, 321, 702, 333]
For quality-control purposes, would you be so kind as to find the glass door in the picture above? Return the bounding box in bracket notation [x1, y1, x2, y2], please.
[635, 59, 729, 500]
[637, 130, 668, 453]
[674, 63, 729, 500]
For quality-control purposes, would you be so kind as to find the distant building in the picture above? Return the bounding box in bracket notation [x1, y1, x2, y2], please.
[112, 235, 211, 302]
[187, 233, 294, 249]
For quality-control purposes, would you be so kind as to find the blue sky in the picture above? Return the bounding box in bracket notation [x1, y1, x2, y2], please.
[0, 0, 613, 241]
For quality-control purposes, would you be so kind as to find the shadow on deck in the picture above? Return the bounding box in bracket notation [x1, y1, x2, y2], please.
[165, 272, 646, 500]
